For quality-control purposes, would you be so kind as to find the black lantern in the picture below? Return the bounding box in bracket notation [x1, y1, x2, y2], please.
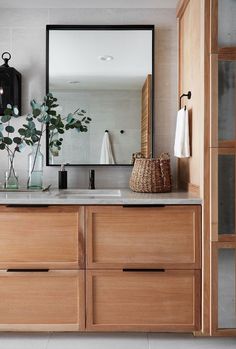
[0, 52, 21, 115]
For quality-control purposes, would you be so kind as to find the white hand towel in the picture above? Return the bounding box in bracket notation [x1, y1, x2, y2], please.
[100, 132, 115, 164]
[174, 108, 190, 158]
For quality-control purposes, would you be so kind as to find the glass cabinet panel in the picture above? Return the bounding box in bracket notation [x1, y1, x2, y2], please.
[218, 0, 236, 47]
[218, 154, 235, 235]
[218, 248, 236, 328]
[218, 61, 236, 141]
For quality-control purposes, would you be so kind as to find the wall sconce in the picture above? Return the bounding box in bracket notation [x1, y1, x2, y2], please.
[0, 52, 21, 115]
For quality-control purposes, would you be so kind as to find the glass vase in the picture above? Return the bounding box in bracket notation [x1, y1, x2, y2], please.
[27, 144, 44, 190]
[5, 155, 19, 190]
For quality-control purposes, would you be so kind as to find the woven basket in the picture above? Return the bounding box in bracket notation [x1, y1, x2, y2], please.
[129, 153, 172, 193]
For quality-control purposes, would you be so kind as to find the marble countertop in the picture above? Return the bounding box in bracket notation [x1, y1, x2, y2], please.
[0, 189, 202, 205]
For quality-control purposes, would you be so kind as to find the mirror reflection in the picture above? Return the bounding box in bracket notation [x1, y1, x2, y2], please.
[47, 26, 154, 165]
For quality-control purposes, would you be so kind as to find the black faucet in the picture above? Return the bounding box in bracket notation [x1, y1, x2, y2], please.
[89, 169, 95, 189]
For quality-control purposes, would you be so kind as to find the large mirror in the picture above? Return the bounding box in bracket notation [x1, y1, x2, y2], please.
[46, 25, 154, 166]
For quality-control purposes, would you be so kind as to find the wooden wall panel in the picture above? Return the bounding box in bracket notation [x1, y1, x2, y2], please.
[177, 0, 205, 196]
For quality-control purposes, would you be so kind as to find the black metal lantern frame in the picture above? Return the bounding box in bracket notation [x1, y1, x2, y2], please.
[0, 52, 21, 115]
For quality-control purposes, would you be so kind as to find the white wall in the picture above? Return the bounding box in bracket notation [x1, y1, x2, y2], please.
[53, 89, 141, 165]
[0, 7, 177, 189]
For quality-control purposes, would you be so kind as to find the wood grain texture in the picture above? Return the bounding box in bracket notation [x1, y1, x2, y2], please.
[0, 270, 85, 331]
[141, 74, 152, 158]
[176, 0, 190, 18]
[86, 269, 201, 332]
[86, 205, 201, 269]
[0, 206, 83, 269]
[178, 0, 205, 194]
[210, 0, 218, 53]
[210, 148, 218, 241]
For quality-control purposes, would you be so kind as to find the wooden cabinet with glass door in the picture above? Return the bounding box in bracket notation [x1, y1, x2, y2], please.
[210, 0, 236, 336]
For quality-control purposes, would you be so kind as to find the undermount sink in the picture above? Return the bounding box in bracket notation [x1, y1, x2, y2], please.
[56, 189, 121, 197]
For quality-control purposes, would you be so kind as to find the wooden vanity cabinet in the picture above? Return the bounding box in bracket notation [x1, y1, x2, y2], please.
[86, 205, 201, 332]
[0, 205, 85, 331]
[0, 204, 201, 332]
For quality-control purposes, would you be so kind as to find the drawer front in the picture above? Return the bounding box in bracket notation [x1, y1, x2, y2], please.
[86, 269, 200, 332]
[0, 206, 84, 269]
[0, 270, 85, 331]
[87, 206, 201, 269]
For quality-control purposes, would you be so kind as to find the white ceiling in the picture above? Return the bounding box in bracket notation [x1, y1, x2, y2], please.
[0, 0, 178, 9]
[49, 30, 152, 90]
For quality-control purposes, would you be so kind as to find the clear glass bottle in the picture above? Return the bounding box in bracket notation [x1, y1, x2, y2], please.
[5, 155, 18, 189]
[27, 144, 44, 190]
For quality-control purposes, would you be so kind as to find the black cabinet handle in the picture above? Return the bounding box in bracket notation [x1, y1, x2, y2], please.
[123, 269, 165, 272]
[7, 269, 49, 272]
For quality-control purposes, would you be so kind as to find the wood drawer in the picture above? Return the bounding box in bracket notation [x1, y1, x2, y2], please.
[0, 206, 84, 269]
[86, 269, 200, 332]
[86, 206, 201, 269]
[0, 270, 85, 331]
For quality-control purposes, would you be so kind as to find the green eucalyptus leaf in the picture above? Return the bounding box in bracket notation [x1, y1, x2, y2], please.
[4, 108, 12, 116]
[13, 137, 22, 144]
[18, 128, 26, 136]
[25, 139, 33, 146]
[58, 129, 64, 134]
[5, 125, 15, 133]
[32, 135, 39, 143]
[3, 137, 13, 145]
[1, 114, 11, 123]
[33, 109, 41, 117]
[48, 110, 56, 116]
[28, 121, 36, 130]
[0, 143, 5, 150]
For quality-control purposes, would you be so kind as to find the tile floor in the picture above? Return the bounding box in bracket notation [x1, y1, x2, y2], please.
[0, 333, 235, 349]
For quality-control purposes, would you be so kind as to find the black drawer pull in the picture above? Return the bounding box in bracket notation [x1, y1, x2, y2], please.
[122, 205, 166, 208]
[7, 269, 49, 272]
[123, 269, 165, 272]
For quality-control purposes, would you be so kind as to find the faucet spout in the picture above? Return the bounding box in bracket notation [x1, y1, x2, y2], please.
[89, 169, 95, 189]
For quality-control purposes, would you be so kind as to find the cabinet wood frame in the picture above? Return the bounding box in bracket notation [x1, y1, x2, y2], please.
[0, 270, 85, 332]
[86, 269, 201, 332]
[0, 205, 85, 269]
[86, 205, 201, 270]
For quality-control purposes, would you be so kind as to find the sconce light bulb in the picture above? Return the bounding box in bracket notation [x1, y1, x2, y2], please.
[0, 87, 3, 95]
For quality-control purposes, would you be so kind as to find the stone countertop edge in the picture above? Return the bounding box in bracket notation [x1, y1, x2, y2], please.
[0, 189, 202, 205]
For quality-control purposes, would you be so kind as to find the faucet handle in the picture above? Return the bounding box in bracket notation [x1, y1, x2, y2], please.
[89, 169, 95, 190]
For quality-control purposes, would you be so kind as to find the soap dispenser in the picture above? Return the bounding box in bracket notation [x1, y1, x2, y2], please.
[58, 164, 67, 189]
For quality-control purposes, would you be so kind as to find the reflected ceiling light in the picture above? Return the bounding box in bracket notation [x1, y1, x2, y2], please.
[98, 55, 114, 61]
[68, 80, 80, 84]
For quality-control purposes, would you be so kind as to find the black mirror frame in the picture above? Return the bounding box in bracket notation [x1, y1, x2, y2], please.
[46, 24, 155, 167]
